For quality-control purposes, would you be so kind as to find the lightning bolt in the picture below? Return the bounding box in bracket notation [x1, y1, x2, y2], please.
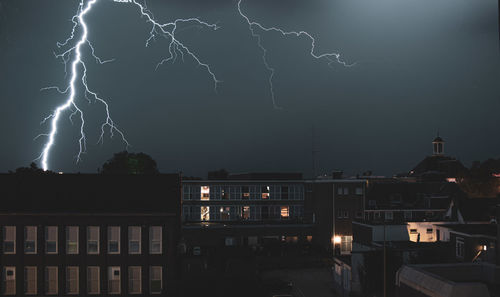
[37, 0, 221, 171]
[237, 0, 355, 109]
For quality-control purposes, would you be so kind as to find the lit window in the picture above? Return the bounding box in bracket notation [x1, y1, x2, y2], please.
[261, 186, 270, 199]
[128, 266, 141, 294]
[128, 226, 141, 254]
[66, 266, 79, 295]
[201, 206, 210, 221]
[24, 266, 37, 295]
[25, 226, 37, 254]
[3, 267, 16, 295]
[340, 236, 353, 255]
[45, 226, 58, 254]
[241, 206, 250, 220]
[242, 186, 250, 199]
[107, 227, 120, 254]
[280, 206, 289, 219]
[45, 266, 58, 295]
[220, 207, 230, 220]
[150, 266, 162, 294]
[87, 267, 100, 295]
[66, 226, 79, 254]
[221, 188, 230, 200]
[200, 186, 210, 201]
[87, 226, 99, 254]
[3, 226, 15, 254]
[108, 267, 120, 294]
[149, 226, 162, 254]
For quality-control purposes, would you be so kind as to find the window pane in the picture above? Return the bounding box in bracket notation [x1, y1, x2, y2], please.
[128, 227, 141, 254]
[87, 227, 99, 254]
[3, 226, 16, 254]
[66, 267, 79, 294]
[45, 266, 58, 295]
[108, 227, 120, 254]
[24, 266, 37, 295]
[45, 227, 58, 254]
[87, 267, 100, 295]
[149, 227, 162, 254]
[150, 266, 162, 294]
[66, 226, 79, 254]
[3, 267, 16, 295]
[128, 266, 141, 294]
[108, 267, 120, 294]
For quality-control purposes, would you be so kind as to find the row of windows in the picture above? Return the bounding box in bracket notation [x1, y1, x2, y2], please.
[336, 187, 363, 196]
[183, 185, 304, 201]
[183, 205, 304, 222]
[1, 266, 163, 295]
[2, 226, 163, 255]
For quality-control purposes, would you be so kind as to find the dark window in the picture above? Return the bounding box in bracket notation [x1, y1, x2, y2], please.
[281, 186, 289, 200]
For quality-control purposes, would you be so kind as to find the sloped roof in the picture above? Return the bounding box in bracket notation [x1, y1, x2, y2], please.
[410, 156, 468, 178]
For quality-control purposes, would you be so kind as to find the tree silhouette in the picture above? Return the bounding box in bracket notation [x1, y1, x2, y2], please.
[9, 162, 55, 175]
[99, 151, 159, 174]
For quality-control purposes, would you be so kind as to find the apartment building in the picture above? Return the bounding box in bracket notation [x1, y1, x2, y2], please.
[0, 173, 181, 296]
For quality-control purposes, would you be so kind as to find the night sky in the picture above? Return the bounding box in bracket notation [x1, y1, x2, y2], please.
[0, 0, 498, 177]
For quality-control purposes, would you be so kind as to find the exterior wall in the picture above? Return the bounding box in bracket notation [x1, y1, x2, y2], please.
[333, 259, 351, 297]
[182, 181, 305, 223]
[449, 232, 496, 263]
[407, 222, 442, 242]
[0, 213, 178, 296]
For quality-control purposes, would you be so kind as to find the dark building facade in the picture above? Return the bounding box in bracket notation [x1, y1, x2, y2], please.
[0, 173, 181, 296]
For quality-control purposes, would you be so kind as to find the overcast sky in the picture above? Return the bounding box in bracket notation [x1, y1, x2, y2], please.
[0, 0, 498, 177]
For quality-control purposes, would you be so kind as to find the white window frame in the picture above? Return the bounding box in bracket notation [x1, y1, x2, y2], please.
[108, 267, 121, 295]
[45, 266, 58, 295]
[24, 266, 37, 295]
[87, 266, 100, 295]
[3, 266, 16, 295]
[24, 226, 37, 254]
[66, 266, 79, 295]
[66, 226, 79, 255]
[149, 226, 162, 255]
[107, 226, 120, 254]
[3, 226, 16, 254]
[150, 266, 162, 294]
[128, 226, 141, 255]
[87, 226, 100, 255]
[128, 266, 142, 295]
[45, 226, 58, 254]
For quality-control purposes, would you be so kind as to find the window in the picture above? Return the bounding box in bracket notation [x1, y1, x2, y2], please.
[66, 266, 79, 295]
[281, 186, 289, 200]
[128, 226, 141, 254]
[410, 229, 418, 234]
[385, 211, 394, 221]
[128, 267, 141, 294]
[3, 226, 15, 254]
[3, 267, 15, 295]
[108, 267, 120, 294]
[355, 187, 363, 195]
[221, 188, 230, 200]
[87, 226, 99, 254]
[24, 226, 37, 254]
[149, 226, 162, 254]
[368, 200, 376, 207]
[426, 228, 433, 234]
[261, 186, 270, 199]
[150, 266, 162, 294]
[87, 267, 100, 295]
[200, 206, 210, 221]
[343, 211, 349, 218]
[241, 186, 250, 200]
[280, 206, 289, 219]
[182, 185, 191, 200]
[340, 236, 353, 255]
[24, 266, 37, 295]
[220, 207, 230, 220]
[200, 186, 210, 201]
[108, 227, 120, 254]
[355, 211, 363, 218]
[404, 211, 412, 220]
[343, 187, 349, 195]
[225, 237, 236, 246]
[248, 236, 258, 246]
[45, 266, 58, 295]
[374, 212, 381, 219]
[66, 226, 79, 254]
[45, 226, 58, 254]
[456, 237, 464, 259]
[337, 187, 343, 195]
[241, 206, 250, 220]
